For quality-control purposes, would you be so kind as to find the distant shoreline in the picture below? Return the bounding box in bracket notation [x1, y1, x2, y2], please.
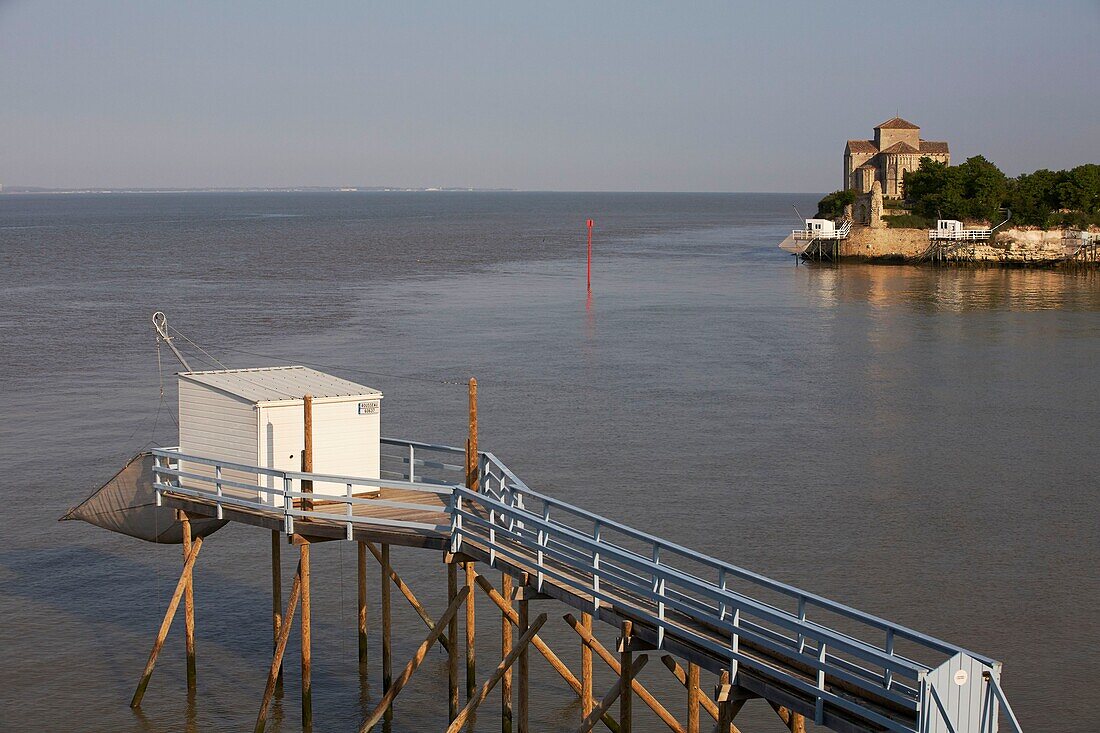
[0, 186, 516, 195]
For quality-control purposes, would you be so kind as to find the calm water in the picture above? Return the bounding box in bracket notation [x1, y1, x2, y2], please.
[1, 193, 1097, 732]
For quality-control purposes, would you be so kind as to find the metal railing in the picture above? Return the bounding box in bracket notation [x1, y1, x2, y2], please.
[792, 221, 852, 241]
[928, 228, 992, 241]
[452, 452, 1007, 733]
[151, 440, 456, 540]
[152, 441, 1014, 732]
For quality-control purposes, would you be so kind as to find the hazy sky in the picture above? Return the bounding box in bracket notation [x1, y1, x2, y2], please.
[2, 1, 1097, 191]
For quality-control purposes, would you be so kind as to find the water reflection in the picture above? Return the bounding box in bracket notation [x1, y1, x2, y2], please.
[801, 264, 1100, 312]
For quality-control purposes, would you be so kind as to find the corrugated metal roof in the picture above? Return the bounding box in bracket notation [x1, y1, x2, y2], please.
[179, 366, 382, 404]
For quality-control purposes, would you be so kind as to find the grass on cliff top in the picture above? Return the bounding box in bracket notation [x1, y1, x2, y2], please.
[883, 213, 934, 229]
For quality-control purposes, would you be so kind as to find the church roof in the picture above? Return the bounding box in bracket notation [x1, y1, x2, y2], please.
[919, 140, 949, 154]
[880, 141, 921, 154]
[846, 139, 878, 154]
[876, 116, 920, 130]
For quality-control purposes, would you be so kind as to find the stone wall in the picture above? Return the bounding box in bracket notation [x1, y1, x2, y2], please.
[840, 226, 1090, 265]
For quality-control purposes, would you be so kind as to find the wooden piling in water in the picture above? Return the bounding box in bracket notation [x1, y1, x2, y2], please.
[380, 542, 392, 725]
[501, 572, 514, 733]
[620, 621, 633, 733]
[574, 655, 650, 733]
[299, 539, 312, 728]
[180, 511, 196, 692]
[358, 586, 470, 732]
[517, 573, 530, 733]
[271, 530, 283, 692]
[448, 559, 460, 721]
[130, 536, 204, 709]
[367, 541, 450, 654]
[447, 613, 548, 733]
[686, 662, 699, 733]
[254, 558, 302, 733]
[466, 377, 479, 700]
[358, 541, 368, 670]
[581, 612, 594, 720]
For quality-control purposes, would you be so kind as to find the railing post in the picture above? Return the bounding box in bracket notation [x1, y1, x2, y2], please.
[730, 607, 740, 683]
[652, 544, 664, 649]
[215, 464, 224, 520]
[346, 482, 354, 541]
[815, 642, 827, 724]
[153, 454, 163, 507]
[797, 596, 807, 655]
[537, 504, 549, 592]
[591, 521, 602, 610]
[489, 509, 497, 566]
[408, 443, 415, 483]
[717, 568, 727, 621]
[884, 629, 894, 690]
[283, 474, 293, 535]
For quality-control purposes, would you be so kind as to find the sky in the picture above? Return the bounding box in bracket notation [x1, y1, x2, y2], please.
[1, 1, 1097, 192]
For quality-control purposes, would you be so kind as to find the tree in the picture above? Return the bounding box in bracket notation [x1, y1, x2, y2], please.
[815, 189, 855, 219]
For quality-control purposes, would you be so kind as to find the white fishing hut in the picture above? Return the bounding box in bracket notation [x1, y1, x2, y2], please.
[177, 366, 382, 506]
[803, 218, 836, 236]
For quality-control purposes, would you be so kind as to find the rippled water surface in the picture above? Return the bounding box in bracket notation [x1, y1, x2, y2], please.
[1, 192, 1097, 732]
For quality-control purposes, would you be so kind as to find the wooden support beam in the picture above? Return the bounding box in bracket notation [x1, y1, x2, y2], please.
[660, 656, 720, 723]
[254, 559, 303, 733]
[501, 572, 513, 733]
[130, 536, 204, 709]
[357, 586, 471, 733]
[300, 540, 312, 728]
[301, 394, 314, 512]
[517, 573, 530, 733]
[180, 511, 196, 692]
[472, 572, 620, 733]
[620, 621, 633, 733]
[565, 614, 684, 733]
[445, 613, 548, 733]
[271, 530, 283, 692]
[448, 560, 460, 721]
[687, 662, 700, 733]
[365, 541, 451, 654]
[573, 655, 650, 733]
[380, 542, 392, 725]
[357, 541, 368, 670]
[716, 670, 732, 733]
[769, 702, 807, 733]
[466, 378, 479, 701]
[582, 612, 594, 721]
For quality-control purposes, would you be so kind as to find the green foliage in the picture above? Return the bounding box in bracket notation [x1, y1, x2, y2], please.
[903, 158, 1099, 229]
[883, 213, 933, 229]
[815, 189, 856, 219]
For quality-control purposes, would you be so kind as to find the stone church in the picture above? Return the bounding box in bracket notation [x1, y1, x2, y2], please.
[844, 118, 949, 198]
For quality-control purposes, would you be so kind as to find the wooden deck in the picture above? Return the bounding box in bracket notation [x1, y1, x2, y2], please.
[161, 486, 451, 549]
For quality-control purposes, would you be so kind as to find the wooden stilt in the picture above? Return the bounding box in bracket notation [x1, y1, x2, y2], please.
[660, 656, 720, 724]
[446, 613, 548, 733]
[130, 536, 204, 708]
[301, 394, 314, 512]
[300, 540, 312, 728]
[448, 560, 460, 721]
[254, 559, 303, 733]
[715, 670, 733, 733]
[501, 572, 513, 733]
[687, 663, 700, 733]
[565, 614, 682, 733]
[271, 530, 283, 692]
[465, 377, 479, 700]
[620, 621, 633, 733]
[769, 703, 807, 733]
[573, 656, 650, 733]
[472, 574, 621, 733]
[180, 511, 196, 692]
[465, 561, 476, 700]
[380, 543, 392, 725]
[357, 586, 471, 733]
[366, 541, 450, 654]
[517, 573, 530, 733]
[358, 541, 368, 670]
[582, 612, 594, 720]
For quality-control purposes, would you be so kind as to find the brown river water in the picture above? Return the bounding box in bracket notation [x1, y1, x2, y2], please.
[1, 192, 1097, 731]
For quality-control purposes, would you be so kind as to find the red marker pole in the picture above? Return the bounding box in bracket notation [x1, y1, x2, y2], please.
[586, 219, 594, 291]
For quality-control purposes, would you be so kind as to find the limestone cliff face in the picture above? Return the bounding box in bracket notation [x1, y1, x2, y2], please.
[840, 226, 1085, 264]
